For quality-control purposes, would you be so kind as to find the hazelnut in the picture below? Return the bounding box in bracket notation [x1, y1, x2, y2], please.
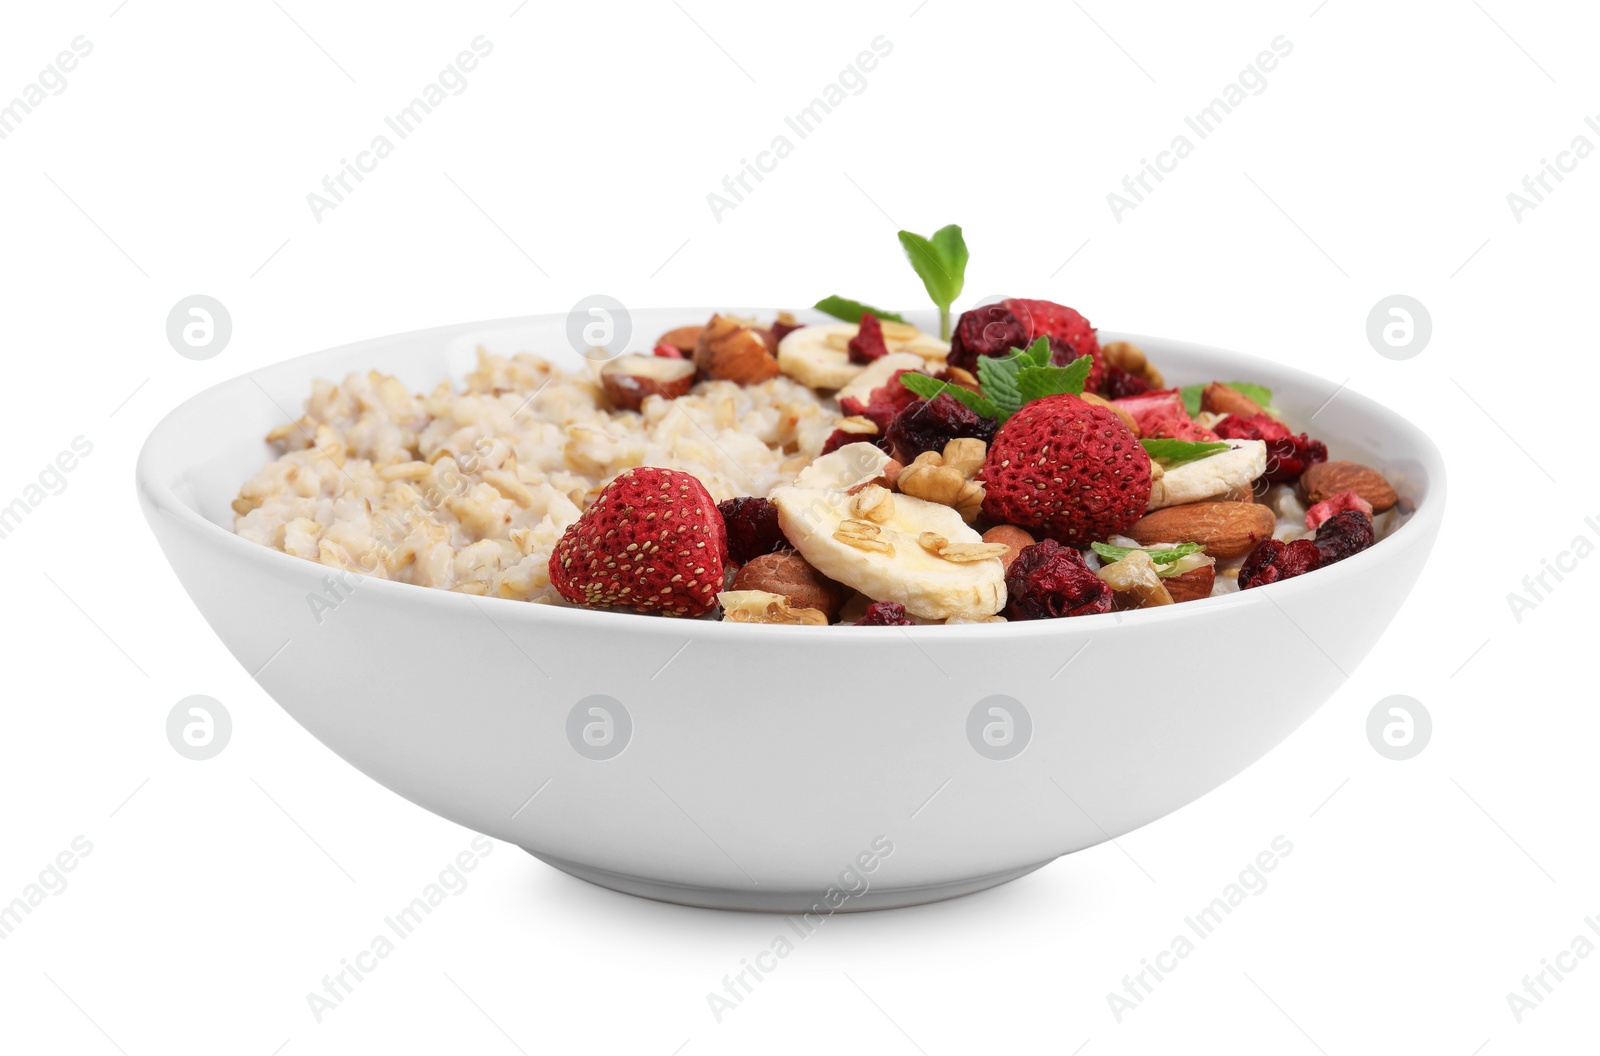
[981, 525, 1035, 570]
[600, 354, 697, 411]
[730, 552, 845, 622]
[694, 314, 780, 384]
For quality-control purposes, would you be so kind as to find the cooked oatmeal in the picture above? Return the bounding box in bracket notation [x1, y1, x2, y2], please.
[233, 349, 838, 602]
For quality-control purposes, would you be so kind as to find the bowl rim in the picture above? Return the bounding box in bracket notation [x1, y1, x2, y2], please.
[136, 310, 1447, 641]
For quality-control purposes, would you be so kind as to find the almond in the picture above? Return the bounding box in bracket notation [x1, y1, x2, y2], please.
[600, 355, 696, 411]
[1163, 564, 1216, 603]
[657, 325, 703, 356]
[731, 551, 845, 621]
[981, 524, 1035, 571]
[1301, 460, 1398, 512]
[1127, 501, 1276, 560]
[694, 315, 780, 384]
[1202, 382, 1265, 418]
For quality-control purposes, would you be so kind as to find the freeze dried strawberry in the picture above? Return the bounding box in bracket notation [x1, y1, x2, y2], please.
[1145, 417, 1220, 442]
[1238, 538, 1323, 590]
[717, 496, 788, 565]
[1312, 509, 1375, 564]
[855, 600, 914, 626]
[848, 312, 890, 365]
[1002, 299, 1104, 390]
[884, 394, 998, 463]
[839, 370, 923, 420]
[1214, 413, 1326, 483]
[1305, 490, 1373, 530]
[1113, 390, 1219, 441]
[549, 467, 728, 616]
[1003, 539, 1113, 620]
[982, 395, 1152, 543]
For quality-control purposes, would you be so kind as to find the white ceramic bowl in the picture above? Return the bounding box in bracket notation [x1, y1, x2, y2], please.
[138, 309, 1444, 911]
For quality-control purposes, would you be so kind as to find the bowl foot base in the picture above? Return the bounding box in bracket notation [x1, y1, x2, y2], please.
[524, 850, 1055, 912]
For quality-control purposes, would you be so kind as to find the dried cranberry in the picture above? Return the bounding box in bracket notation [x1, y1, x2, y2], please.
[1312, 509, 1374, 564]
[884, 393, 998, 463]
[848, 312, 890, 365]
[1215, 414, 1325, 483]
[717, 496, 787, 564]
[839, 370, 922, 420]
[947, 303, 1028, 374]
[855, 600, 913, 626]
[1101, 365, 1150, 400]
[652, 340, 685, 359]
[1238, 538, 1323, 590]
[1003, 539, 1113, 620]
[771, 317, 805, 344]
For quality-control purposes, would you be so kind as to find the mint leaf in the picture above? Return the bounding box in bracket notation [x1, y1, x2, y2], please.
[1016, 354, 1092, 403]
[813, 296, 906, 325]
[1091, 541, 1204, 566]
[1021, 334, 1052, 368]
[1226, 381, 1272, 407]
[899, 371, 997, 419]
[1140, 438, 1231, 467]
[1179, 383, 1204, 417]
[977, 350, 1026, 419]
[897, 225, 968, 340]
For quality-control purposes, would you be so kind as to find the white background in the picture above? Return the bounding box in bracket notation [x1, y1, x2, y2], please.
[1, 1, 1594, 1052]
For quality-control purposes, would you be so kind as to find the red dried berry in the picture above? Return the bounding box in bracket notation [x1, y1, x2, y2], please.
[947, 303, 1029, 374]
[1238, 538, 1323, 590]
[652, 340, 685, 359]
[549, 468, 728, 616]
[1003, 539, 1113, 620]
[855, 600, 914, 626]
[884, 393, 998, 464]
[981, 395, 1152, 544]
[839, 370, 923, 420]
[1214, 413, 1326, 483]
[1101, 365, 1150, 400]
[771, 317, 805, 344]
[717, 496, 788, 565]
[1312, 509, 1375, 564]
[848, 312, 890, 365]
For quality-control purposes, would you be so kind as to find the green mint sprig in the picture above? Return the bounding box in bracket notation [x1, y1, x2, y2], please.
[812, 296, 906, 325]
[897, 225, 968, 340]
[1139, 438, 1231, 467]
[899, 372, 998, 419]
[1091, 541, 1204, 566]
[900, 338, 1094, 424]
